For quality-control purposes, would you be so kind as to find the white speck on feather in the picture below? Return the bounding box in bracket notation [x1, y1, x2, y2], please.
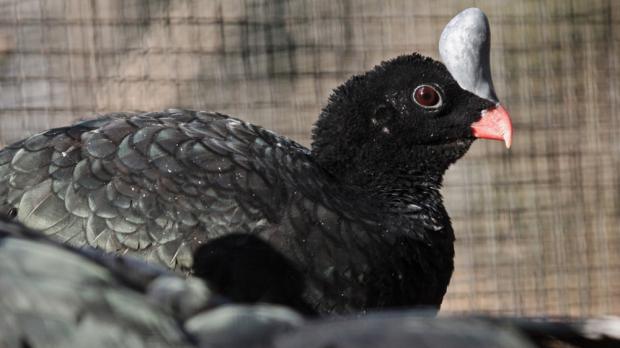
[407, 203, 421, 211]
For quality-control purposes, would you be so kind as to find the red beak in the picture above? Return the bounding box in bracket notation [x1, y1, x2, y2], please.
[470, 104, 513, 148]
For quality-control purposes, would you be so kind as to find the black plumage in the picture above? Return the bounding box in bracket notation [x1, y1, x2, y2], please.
[193, 233, 315, 316]
[5, 213, 617, 348]
[0, 53, 498, 313]
[0, 214, 202, 347]
[0, 215, 304, 348]
[274, 313, 620, 348]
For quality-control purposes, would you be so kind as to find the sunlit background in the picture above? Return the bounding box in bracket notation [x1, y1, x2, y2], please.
[0, 0, 618, 316]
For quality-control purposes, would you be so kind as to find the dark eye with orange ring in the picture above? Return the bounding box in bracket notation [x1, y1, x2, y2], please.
[412, 85, 442, 109]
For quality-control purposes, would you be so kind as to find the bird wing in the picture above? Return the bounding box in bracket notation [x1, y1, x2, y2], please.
[0, 218, 196, 348]
[0, 109, 306, 269]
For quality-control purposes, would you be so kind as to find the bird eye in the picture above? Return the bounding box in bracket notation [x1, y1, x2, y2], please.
[412, 85, 442, 109]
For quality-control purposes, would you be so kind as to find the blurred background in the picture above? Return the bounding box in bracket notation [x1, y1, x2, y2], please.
[0, 0, 618, 316]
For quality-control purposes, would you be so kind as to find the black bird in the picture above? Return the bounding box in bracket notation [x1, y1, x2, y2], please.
[0, 215, 304, 348]
[0, 213, 203, 347]
[6, 216, 618, 348]
[0, 9, 511, 313]
[275, 312, 620, 348]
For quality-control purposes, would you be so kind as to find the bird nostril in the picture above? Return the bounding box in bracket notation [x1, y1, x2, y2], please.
[7, 207, 17, 218]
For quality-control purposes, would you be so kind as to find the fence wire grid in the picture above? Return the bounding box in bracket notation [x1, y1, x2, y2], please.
[0, 0, 618, 316]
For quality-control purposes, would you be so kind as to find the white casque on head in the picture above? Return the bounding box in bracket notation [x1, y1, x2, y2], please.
[439, 8, 498, 104]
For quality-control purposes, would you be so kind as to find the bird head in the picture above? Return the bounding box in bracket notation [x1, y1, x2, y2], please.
[311, 8, 511, 187]
[311, 54, 510, 186]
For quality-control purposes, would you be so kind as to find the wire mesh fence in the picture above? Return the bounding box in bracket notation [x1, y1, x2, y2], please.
[0, 0, 618, 316]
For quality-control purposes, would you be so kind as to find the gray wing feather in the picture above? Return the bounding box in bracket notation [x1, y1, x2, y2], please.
[274, 314, 535, 348]
[0, 236, 195, 348]
[0, 109, 289, 270]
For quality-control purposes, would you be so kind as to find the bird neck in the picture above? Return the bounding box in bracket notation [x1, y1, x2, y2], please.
[316, 144, 453, 194]
[313, 141, 465, 230]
